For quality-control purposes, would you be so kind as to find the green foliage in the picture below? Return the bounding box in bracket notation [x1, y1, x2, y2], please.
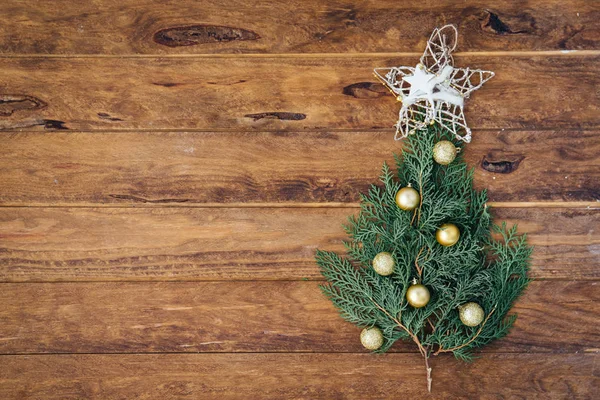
[316, 124, 532, 360]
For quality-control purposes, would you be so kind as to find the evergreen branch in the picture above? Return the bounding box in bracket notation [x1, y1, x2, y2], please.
[316, 122, 532, 391]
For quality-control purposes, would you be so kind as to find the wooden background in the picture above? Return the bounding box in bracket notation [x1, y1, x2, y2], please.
[0, 1, 599, 398]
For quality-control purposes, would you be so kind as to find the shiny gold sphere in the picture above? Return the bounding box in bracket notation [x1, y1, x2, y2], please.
[459, 302, 485, 327]
[360, 327, 384, 350]
[372, 252, 395, 276]
[395, 186, 420, 211]
[406, 283, 430, 308]
[433, 140, 457, 165]
[436, 223, 460, 247]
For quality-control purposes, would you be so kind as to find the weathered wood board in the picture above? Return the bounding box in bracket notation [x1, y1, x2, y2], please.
[2, 0, 599, 54]
[1, 131, 598, 204]
[0, 207, 597, 281]
[0, 354, 597, 399]
[0, 55, 599, 131]
[0, 281, 597, 354]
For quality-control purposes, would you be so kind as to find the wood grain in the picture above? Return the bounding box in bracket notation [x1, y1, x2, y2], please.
[1, 130, 598, 205]
[0, 207, 597, 282]
[0, 55, 598, 131]
[1, 1, 599, 54]
[0, 2, 597, 397]
[0, 353, 597, 399]
[0, 281, 597, 354]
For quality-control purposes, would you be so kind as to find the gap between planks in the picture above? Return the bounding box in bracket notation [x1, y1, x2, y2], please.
[0, 350, 596, 356]
[2, 128, 599, 133]
[0, 278, 595, 284]
[0, 50, 598, 59]
[2, 127, 599, 134]
[0, 202, 597, 209]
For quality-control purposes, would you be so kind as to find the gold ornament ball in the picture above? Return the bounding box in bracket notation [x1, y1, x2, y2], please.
[395, 186, 420, 211]
[436, 223, 460, 247]
[372, 252, 395, 276]
[406, 283, 430, 308]
[360, 327, 384, 350]
[459, 302, 485, 327]
[433, 140, 457, 165]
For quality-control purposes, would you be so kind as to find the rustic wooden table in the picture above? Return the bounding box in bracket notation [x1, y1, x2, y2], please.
[0, 1, 598, 398]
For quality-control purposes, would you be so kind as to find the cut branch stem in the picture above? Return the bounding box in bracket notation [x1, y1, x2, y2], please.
[369, 296, 433, 392]
[424, 354, 432, 393]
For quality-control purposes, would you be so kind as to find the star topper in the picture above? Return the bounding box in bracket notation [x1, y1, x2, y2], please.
[374, 25, 494, 143]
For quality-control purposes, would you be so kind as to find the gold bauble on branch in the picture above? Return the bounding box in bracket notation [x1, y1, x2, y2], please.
[406, 282, 430, 308]
[372, 252, 395, 276]
[433, 140, 457, 165]
[360, 327, 384, 350]
[459, 302, 485, 327]
[395, 185, 420, 211]
[436, 223, 460, 247]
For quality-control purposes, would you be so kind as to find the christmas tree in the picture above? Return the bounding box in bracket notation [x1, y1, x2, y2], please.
[315, 26, 532, 392]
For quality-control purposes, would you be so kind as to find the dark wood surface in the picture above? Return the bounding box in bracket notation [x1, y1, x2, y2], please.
[0, 56, 598, 132]
[0, 281, 597, 354]
[0, 207, 597, 281]
[0, 1, 598, 398]
[1, 130, 598, 204]
[1, 354, 596, 399]
[2, 0, 599, 54]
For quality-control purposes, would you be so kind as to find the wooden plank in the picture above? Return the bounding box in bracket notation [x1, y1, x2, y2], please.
[1, 1, 599, 54]
[0, 207, 597, 282]
[1, 130, 598, 205]
[0, 353, 597, 399]
[0, 55, 598, 131]
[0, 281, 597, 354]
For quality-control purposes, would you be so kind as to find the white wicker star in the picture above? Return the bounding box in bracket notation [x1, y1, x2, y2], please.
[374, 25, 494, 143]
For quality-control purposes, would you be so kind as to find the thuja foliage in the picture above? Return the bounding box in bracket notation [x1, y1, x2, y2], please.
[316, 124, 532, 373]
